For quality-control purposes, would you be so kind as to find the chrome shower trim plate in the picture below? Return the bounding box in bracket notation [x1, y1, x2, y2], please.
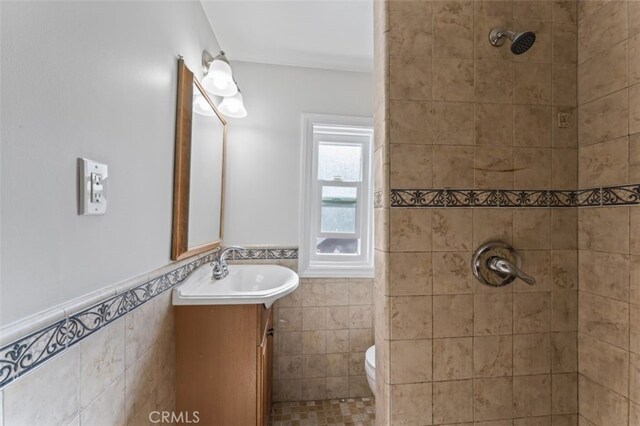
[472, 241, 522, 287]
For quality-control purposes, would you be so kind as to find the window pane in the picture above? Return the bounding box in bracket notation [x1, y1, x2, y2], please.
[316, 238, 359, 254]
[317, 143, 362, 181]
[320, 186, 357, 234]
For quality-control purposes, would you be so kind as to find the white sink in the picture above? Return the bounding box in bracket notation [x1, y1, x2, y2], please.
[172, 264, 299, 308]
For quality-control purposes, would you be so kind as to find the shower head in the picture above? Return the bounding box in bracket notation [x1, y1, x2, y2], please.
[489, 28, 536, 55]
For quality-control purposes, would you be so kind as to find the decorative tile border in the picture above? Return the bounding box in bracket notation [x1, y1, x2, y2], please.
[0, 252, 216, 389]
[389, 184, 640, 208]
[227, 247, 298, 261]
[0, 245, 298, 389]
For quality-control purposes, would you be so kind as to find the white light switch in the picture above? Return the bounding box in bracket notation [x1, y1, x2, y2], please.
[78, 158, 108, 215]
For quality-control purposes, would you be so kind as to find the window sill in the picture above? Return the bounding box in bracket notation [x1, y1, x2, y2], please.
[299, 265, 375, 279]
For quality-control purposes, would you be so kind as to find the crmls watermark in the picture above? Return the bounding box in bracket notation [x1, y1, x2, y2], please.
[149, 411, 200, 424]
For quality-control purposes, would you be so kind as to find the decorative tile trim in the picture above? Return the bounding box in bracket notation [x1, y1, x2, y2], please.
[389, 184, 640, 208]
[0, 252, 215, 389]
[0, 245, 299, 389]
[227, 247, 298, 261]
[374, 190, 384, 208]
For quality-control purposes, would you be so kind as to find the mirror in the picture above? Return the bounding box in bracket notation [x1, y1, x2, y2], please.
[171, 58, 226, 260]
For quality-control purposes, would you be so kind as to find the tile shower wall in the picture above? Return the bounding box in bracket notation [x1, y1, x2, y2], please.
[576, 2, 640, 425]
[374, 0, 579, 424]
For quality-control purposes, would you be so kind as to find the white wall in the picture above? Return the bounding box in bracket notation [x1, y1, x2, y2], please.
[222, 61, 373, 245]
[0, 1, 220, 325]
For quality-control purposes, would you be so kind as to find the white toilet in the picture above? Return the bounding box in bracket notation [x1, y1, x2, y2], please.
[365, 345, 375, 393]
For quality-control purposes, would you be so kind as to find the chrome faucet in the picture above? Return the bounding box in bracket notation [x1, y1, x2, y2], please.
[211, 246, 246, 280]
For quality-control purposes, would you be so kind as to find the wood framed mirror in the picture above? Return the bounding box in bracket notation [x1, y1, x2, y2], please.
[171, 58, 226, 260]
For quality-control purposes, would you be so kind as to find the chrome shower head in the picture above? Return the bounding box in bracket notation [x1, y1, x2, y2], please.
[489, 28, 536, 55]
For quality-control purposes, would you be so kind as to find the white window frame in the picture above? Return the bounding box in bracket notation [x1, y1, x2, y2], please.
[299, 113, 374, 278]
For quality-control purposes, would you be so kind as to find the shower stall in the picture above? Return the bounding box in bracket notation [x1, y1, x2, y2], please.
[373, 0, 638, 424]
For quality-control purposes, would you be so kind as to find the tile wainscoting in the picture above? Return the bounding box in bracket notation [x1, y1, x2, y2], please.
[0, 247, 310, 424]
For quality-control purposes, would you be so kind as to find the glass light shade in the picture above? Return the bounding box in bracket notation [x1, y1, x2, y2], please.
[218, 92, 247, 118]
[202, 59, 237, 97]
[192, 92, 215, 117]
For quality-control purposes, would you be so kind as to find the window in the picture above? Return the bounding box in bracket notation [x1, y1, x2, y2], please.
[299, 114, 374, 278]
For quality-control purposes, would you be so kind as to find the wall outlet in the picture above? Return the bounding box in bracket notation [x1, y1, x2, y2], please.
[78, 158, 108, 215]
[557, 112, 570, 128]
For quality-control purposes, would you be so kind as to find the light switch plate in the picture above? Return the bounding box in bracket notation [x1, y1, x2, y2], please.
[78, 158, 108, 215]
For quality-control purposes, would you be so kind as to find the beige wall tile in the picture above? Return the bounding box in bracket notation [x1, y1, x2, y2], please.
[433, 14, 473, 58]
[579, 374, 629, 426]
[632, 306, 640, 354]
[578, 89, 628, 147]
[349, 305, 372, 329]
[433, 57, 474, 101]
[475, 60, 514, 103]
[515, 63, 552, 105]
[389, 382, 433, 425]
[79, 376, 125, 426]
[326, 282, 350, 307]
[278, 355, 303, 380]
[514, 105, 552, 147]
[301, 281, 326, 307]
[553, 1, 577, 24]
[390, 208, 433, 252]
[390, 143, 433, 188]
[578, 207, 630, 253]
[475, 103, 514, 146]
[302, 378, 326, 400]
[3, 347, 79, 426]
[389, 252, 432, 296]
[325, 376, 349, 399]
[579, 136, 629, 188]
[475, 293, 513, 336]
[578, 40, 628, 105]
[516, 1, 552, 21]
[278, 307, 302, 331]
[631, 83, 640, 135]
[551, 209, 578, 250]
[514, 209, 552, 249]
[631, 0, 640, 36]
[390, 295, 433, 340]
[473, 208, 513, 247]
[553, 106, 578, 147]
[433, 337, 473, 380]
[302, 330, 326, 354]
[552, 250, 578, 290]
[125, 347, 155, 421]
[326, 306, 349, 330]
[325, 330, 349, 354]
[302, 354, 326, 379]
[630, 133, 640, 182]
[432, 251, 474, 294]
[578, 333, 629, 396]
[631, 33, 640, 86]
[349, 375, 371, 398]
[349, 328, 373, 352]
[515, 147, 552, 189]
[433, 101, 474, 145]
[474, 0, 513, 17]
[514, 333, 551, 375]
[552, 148, 578, 189]
[630, 352, 640, 403]
[474, 377, 514, 421]
[433, 0, 473, 16]
[632, 207, 640, 255]
[552, 373, 578, 414]
[433, 379, 474, 423]
[514, 374, 552, 418]
[389, 1, 433, 57]
[389, 338, 432, 384]
[577, 0, 628, 63]
[278, 331, 303, 355]
[516, 250, 552, 292]
[578, 292, 629, 349]
[302, 307, 326, 331]
[579, 250, 630, 301]
[553, 64, 577, 107]
[432, 209, 473, 251]
[475, 148, 515, 188]
[553, 23, 577, 64]
[552, 290, 578, 331]
[390, 55, 433, 101]
[474, 335, 513, 377]
[390, 100, 434, 144]
[434, 294, 474, 337]
[514, 292, 551, 333]
[433, 145, 474, 187]
[79, 317, 125, 410]
[552, 332, 577, 373]
[273, 379, 302, 402]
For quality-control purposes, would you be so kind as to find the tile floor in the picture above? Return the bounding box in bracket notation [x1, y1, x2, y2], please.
[269, 397, 375, 426]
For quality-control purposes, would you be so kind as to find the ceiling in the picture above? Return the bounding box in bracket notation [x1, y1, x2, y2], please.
[200, 0, 373, 73]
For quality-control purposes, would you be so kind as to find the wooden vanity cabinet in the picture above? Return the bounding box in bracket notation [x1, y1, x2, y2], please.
[175, 304, 274, 426]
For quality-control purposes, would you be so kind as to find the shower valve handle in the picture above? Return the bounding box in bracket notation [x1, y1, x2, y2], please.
[488, 257, 536, 286]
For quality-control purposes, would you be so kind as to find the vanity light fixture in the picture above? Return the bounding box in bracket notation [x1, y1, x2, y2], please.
[218, 85, 248, 118]
[193, 91, 216, 117]
[201, 50, 238, 97]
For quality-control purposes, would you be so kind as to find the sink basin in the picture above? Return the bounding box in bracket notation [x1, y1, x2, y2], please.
[173, 264, 299, 308]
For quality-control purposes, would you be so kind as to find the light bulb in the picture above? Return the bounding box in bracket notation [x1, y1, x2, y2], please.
[219, 91, 247, 119]
[202, 56, 237, 97]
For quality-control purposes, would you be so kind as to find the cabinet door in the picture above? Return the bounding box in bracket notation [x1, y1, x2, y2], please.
[257, 307, 273, 425]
